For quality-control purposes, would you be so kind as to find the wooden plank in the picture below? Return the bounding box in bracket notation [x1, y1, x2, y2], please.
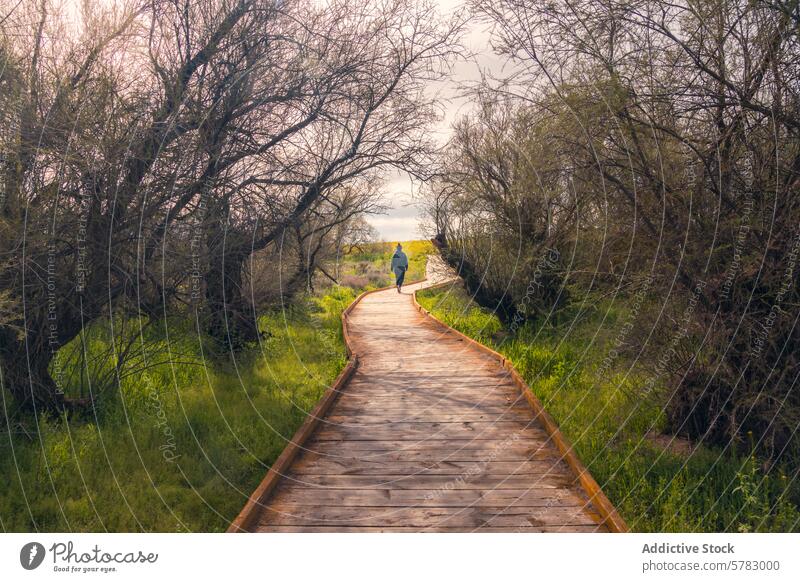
[257, 524, 606, 533]
[298, 442, 560, 464]
[290, 457, 574, 476]
[330, 402, 530, 411]
[259, 505, 602, 528]
[304, 437, 552, 450]
[325, 411, 534, 423]
[344, 379, 511, 389]
[326, 410, 532, 420]
[331, 398, 526, 411]
[335, 385, 521, 394]
[313, 422, 549, 442]
[335, 385, 521, 395]
[293, 443, 561, 462]
[267, 487, 592, 508]
[276, 474, 576, 489]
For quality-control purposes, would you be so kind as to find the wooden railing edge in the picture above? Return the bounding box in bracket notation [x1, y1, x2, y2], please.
[412, 280, 630, 533]
[225, 357, 359, 533]
[227, 277, 427, 533]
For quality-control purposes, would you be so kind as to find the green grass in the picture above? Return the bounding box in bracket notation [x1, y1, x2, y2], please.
[0, 242, 433, 532]
[416, 283, 800, 532]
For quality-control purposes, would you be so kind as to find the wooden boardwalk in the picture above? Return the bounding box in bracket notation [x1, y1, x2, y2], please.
[235, 275, 620, 532]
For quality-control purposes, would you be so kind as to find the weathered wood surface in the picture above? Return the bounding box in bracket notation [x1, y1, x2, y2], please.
[251, 276, 610, 532]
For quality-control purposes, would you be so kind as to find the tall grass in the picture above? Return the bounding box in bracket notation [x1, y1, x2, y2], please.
[416, 284, 800, 532]
[0, 242, 432, 532]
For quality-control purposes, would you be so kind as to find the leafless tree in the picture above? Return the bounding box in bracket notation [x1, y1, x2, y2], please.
[0, 0, 464, 411]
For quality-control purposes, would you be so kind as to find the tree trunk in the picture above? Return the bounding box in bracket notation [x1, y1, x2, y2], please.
[0, 328, 69, 413]
[204, 241, 260, 350]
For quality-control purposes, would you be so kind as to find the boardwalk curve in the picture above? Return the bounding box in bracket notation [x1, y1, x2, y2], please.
[229, 262, 625, 532]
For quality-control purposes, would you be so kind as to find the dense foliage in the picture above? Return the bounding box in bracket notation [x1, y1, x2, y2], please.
[428, 0, 800, 464]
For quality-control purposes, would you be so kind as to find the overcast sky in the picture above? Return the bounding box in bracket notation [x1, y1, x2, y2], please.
[367, 0, 499, 242]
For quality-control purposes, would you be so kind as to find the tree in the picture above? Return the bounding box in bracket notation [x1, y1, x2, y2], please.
[432, 0, 800, 459]
[0, 0, 464, 411]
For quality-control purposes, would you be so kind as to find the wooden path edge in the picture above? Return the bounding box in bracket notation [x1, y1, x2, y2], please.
[412, 280, 630, 533]
[227, 278, 426, 533]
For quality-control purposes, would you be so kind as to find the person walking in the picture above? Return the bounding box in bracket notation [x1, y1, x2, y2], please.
[390, 243, 409, 293]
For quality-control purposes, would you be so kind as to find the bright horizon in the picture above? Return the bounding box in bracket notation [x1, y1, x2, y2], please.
[366, 0, 499, 241]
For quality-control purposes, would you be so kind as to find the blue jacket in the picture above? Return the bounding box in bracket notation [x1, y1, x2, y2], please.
[391, 250, 408, 276]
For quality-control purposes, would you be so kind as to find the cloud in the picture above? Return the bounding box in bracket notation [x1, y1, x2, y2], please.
[370, 0, 497, 241]
[367, 215, 422, 242]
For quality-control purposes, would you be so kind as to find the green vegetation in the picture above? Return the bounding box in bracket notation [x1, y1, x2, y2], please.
[0, 242, 431, 532]
[335, 240, 433, 290]
[0, 289, 352, 532]
[430, 0, 800, 472]
[416, 284, 800, 533]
